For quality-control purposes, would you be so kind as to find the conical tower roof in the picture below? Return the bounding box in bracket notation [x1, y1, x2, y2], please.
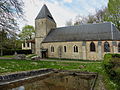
[35, 4, 55, 23]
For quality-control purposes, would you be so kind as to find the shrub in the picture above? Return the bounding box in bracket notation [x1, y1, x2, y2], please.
[3, 49, 32, 55]
[103, 54, 120, 89]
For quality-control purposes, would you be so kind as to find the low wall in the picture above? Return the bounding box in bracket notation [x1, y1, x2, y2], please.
[0, 69, 54, 83]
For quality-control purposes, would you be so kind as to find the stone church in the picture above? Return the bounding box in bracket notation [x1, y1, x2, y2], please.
[35, 4, 120, 60]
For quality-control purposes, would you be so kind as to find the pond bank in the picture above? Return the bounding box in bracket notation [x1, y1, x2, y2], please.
[0, 69, 98, 90]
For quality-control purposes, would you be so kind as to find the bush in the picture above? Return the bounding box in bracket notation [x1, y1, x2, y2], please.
[3, 49, 32, 55]
[103, 54, 120, 89]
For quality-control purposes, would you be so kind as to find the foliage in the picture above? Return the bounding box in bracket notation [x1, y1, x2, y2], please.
[2, 49, 32, 55]
[0, 0, 24, 56]
[103, 54, 120, 89]
[0, 32, 22, 56]
[104, 0, 120, 30]
[19, 25, 35, 40]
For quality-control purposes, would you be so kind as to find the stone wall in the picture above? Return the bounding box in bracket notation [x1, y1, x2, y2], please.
[0, 69, 54, 83]
[42, 41, 120, 60]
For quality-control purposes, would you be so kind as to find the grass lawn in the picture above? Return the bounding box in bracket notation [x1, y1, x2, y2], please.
[0, 55, 14, 58]
[0, 59, 103, 75]
[0, 59, 117, 90]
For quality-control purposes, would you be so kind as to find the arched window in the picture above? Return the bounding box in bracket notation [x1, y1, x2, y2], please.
[90, 42, 96, 52]
[74, 45, 78, 52]
[104, 42, 110, 52]
[51, 46, 54, 52]
[118, 43, 120, 52]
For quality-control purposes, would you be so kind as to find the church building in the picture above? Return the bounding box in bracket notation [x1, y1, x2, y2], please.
[35, 4, 120, 60]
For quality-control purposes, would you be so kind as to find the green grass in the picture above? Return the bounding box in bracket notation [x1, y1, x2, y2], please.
[0, 59, 103, 75]
[0, 55, 14, 58]
[0, 59, 116, 89]
[47, 58, 102, 62]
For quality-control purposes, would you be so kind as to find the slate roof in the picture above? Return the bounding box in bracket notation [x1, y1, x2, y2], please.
[43, 22, 120, 43]
[35, 4, 55, 23]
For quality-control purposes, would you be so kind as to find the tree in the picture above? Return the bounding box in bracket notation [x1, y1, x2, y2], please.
[95, 8, 107, 23]
[0, 0, 24, 56]
[19, 25, 35, 40]
[87, 8, 107, 24]
[87, 14, 96, 23]
[105, 0, 120, 30]
[0, 0, 24, 32]
[74, 15, 87, 25]
[0, 30, 7, 56]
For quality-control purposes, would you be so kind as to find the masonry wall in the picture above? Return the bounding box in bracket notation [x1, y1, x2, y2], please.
[42, 41, 120, 60]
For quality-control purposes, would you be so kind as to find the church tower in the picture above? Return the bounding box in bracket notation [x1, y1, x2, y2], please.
[35, 4, 56, 57]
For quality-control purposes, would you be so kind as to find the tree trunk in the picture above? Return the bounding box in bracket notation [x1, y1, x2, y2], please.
[0, 49, 3, 56]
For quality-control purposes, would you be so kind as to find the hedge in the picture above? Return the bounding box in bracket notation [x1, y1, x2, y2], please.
[2, 49, 32, 55]
[103, 54, 120, 89]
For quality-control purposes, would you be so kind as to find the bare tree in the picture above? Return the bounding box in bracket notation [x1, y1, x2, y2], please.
[74, 15, 88, 25]
[87, 14, 96, 23]
[0, 0, 24, 32]
[95, 8, 108, 23]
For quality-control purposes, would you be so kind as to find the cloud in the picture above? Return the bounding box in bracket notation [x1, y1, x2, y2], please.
[19, 0, 108, 30]
[64, 0, 73, 3]
[19, 0, 78, 30]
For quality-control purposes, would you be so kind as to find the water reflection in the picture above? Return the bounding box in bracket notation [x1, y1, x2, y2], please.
[12, 86, 24, 90]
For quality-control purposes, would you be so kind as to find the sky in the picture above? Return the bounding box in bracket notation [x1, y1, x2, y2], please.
[19, 0, 108, 30]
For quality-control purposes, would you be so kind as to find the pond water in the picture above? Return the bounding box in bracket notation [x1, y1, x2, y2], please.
[0, 71, 97, 90]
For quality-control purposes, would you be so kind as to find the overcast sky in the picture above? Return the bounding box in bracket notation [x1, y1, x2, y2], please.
[19, 0, 108, 30]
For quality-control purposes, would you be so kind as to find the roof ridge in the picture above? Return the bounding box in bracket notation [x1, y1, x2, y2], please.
[56, 22, 112, 29]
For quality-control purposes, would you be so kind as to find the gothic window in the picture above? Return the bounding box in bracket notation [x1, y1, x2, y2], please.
[51, 46, 54, 52]
[90, 42, 96, 52]
[64, 46, 67, 52]
[104, 42, 110, 52]
[74, 45, 78, 52]
[118, 43, 120, 52]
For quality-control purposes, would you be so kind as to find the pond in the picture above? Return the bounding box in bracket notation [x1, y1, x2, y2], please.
[0, 70, 97, 90]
